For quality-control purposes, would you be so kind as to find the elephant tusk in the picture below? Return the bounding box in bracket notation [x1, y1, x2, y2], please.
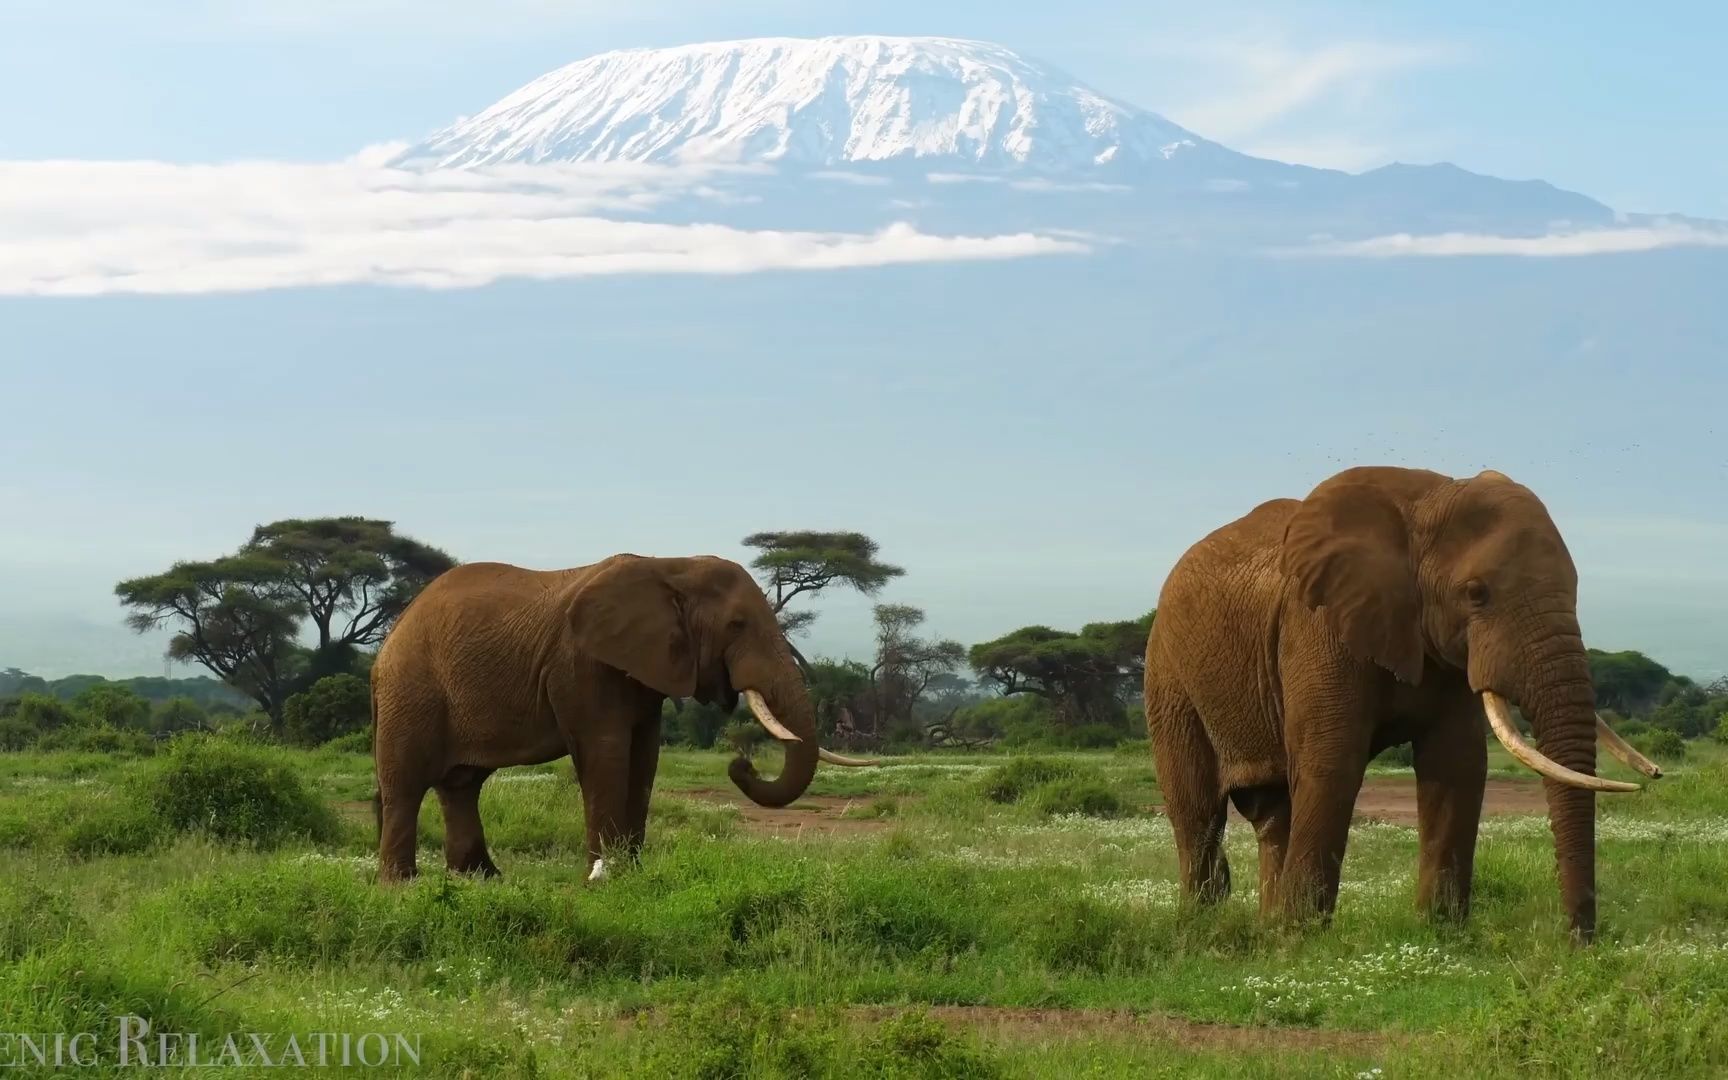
[742, 689, 802, 742]
[819, 748, 881, 767]
[742, 689, 878, 765]
[1596, 711, 1663, 779]
[1482, 692, 1640, 793]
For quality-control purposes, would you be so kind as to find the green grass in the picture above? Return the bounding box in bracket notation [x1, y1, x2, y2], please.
[0, 738, 1724, 1076]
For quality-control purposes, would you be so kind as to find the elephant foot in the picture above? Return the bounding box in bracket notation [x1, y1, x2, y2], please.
[449, 858, 501, 879]
[1267, 876, 1337, 932]
[377, 863, 418, 886]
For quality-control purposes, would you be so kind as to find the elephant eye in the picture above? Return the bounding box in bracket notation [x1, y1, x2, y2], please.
[727, 616, 747, 631]
[1463, 579, 1491, 608]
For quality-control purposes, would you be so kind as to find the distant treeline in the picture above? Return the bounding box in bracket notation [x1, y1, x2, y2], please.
[0, 667, 253, 711]
[1, 518, 1721, 758]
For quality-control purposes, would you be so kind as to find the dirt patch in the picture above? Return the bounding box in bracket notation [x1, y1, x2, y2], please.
[1349, 777, 1547, 826]
[678, 790, 903, 837]
[332, 799, 375, 822]
[1158, 776, 1548, 828]
[851, 1004, 1399, 1054]
[681, 775, 1549, 836]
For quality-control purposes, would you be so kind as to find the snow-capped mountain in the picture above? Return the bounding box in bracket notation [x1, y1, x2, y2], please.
[391, 36, 1227, 173]
[388, 34, 1626, 239]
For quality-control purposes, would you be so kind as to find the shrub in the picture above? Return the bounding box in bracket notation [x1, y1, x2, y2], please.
[1372, 743, 1415, 767]
[662, 699, 735, 749]
[1632, 727, 1688, 763]
[71, 684, 151, 730]
[979, 756, 1081, 803]
[58, 798, 168, 857]
[5, 693, 78, 733]
[322, 728, 371, 753]
[33, 724, 156, 756]
[151, 696, 210, 735]
[1613, 718, 1651, 739]
[0, 716, 34, 751]
[1711, 715, 1728, 746]
[722, 717, 769, 756]
[1031, 778, 1124, 818]
[282, 674, 371, 747]
[126, 736, 341, 848]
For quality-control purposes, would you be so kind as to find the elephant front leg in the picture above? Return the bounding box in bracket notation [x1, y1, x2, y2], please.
[1412, 711, 1487, 922]
[573, 730, 632, 882]
[623, 709, 663, 864]
[1279, 716, 1373, 925]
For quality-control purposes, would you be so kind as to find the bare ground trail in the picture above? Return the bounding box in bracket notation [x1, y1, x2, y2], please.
[679, 775, 1549, 837]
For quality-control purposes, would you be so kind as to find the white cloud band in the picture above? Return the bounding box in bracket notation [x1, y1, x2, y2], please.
[0, 160, 1087, 297]
[1296, 222, 1728, 258]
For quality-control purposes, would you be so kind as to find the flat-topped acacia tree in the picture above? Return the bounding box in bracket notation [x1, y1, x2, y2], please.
[115, 516, 456, 731]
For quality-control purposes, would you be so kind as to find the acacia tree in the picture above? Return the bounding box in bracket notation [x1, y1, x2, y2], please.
[115, 555, 305, 729]
[245, 517, 455, 652]
[969, 611, 1155, 729]
[862, 603, 965, 743]
[116, 518, 455, 731]
[742, 531, 904, 649]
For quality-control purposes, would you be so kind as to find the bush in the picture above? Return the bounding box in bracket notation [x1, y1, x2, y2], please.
[979, 756, 1081, 803]
[1711, 715, 1728, 746]
[58, 798, 168, 857]
[32, 725, 156, 756]
[662, 699, 735, 749]
[4, 693, 78, 733]
[1372, 743, 1415, 767]
[1631, 727, 1688, 763]
[282, 674, 371, 747]
[322, 728, 371, 753]
[126, 736, 341, 848]
[0, 716, 34, 751]
[151, 696, 210, 735]
[71, 684, 151, 730]
[722, 717, 769, 756]
[1613, 718, 1651, 739]
[1031, 778, 1123, 818]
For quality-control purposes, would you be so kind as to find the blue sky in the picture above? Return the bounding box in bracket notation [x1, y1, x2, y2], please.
[0, 1, 1724, 682]
[1, 0, 1724, 217]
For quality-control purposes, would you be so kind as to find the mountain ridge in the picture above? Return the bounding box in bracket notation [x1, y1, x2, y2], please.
[389, 34, 1238, 174]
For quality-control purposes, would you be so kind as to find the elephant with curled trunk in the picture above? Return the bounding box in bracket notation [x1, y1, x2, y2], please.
[1142, 466, 1659, 941]
[369, 553, 873, 884]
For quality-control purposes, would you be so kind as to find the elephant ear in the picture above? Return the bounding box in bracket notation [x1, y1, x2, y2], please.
[1281, 482, 1426, 684]
[566, 556, 697, 699]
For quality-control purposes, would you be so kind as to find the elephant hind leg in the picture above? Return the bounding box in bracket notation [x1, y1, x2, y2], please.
[1147, 682, 1230, 904]
[1230, 784, 1292, 916]
[436, 765, 500, 878]
[377, 778, 429, 884]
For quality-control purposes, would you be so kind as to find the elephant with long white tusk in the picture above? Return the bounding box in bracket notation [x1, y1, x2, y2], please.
[1141, 465, 1656, 944]
[369, 552, 877, 887]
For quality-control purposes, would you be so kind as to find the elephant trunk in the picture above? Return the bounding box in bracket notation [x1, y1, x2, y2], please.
[726, 657, 822, 809]
[1519, 631, 1609, 943]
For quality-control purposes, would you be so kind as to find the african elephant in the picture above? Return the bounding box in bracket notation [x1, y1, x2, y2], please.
[368, 553, 874, 884]
[1141, 466, 1659, 941]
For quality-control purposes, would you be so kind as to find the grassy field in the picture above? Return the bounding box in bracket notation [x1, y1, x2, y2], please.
[2, 736, 1725, 1078]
